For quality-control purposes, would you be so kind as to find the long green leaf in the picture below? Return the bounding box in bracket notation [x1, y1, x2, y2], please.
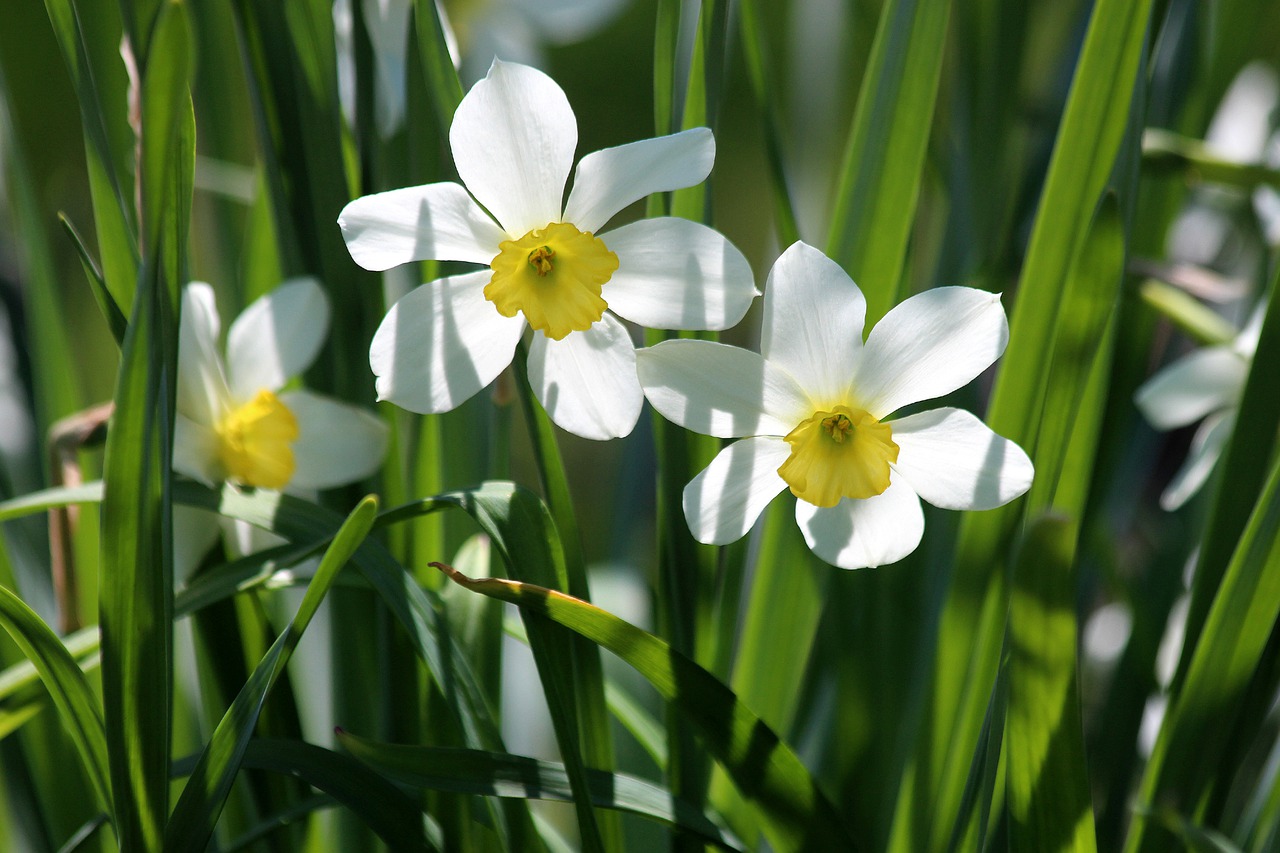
[164, 497, 382, 852]
[433, 559, 857, 851]
[896, 1, 1154, 848]
[338, 732, 742, 851]
[1006, 516, 1097, 853]
[825, 0, 950, 323]
[0, 588, 109, 817]
[1129, 453, 1280, 851]
[97, 3, 193, 848]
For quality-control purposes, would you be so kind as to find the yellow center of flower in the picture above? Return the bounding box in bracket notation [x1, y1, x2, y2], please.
[778, 405, 899, 507]
[485, 222, 620, 340]
[215, 389, 299, 489]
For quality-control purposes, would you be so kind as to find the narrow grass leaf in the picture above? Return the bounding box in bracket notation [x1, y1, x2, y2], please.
[898, 1, 1154, 848]
[0, 587, 109, 816]
[338, 732, 742, 850]
[1006, 515, 1097, 853]
[163, 497, 383, 852]
[1177, 279, 1280, 689]
[1129, 454, 1280, 851]
[57, 213, 127, 347]
[825, 0, 950, 323]
[411, 0, 463, 136]
[433, 559, 857, 851]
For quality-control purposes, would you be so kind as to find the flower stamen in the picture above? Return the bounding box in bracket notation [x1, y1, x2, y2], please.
[486, 222, 619, 340]
[216, 389, 299, 489]
[779, 405, 898, 507]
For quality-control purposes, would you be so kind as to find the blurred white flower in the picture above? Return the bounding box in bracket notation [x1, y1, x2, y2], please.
[1134, 306, 1262, 510]
[339, 60, 756, 440]
[333, 0, 415, 138]
[446, 0, 630, 84]
[174, 278, 388, 569]
[636, 241, 1033, 570]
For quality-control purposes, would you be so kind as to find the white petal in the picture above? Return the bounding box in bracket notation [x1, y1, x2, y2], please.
[173, 505, 222, 582]
[563, 129, 715, 233]
[363, 0, 413, 137]
[370, 270, 525, 414]
[220, 516, 288, 561]
[795, 477, 924, 569]
[527, 313, 642, 440]
[1134, 345, 1248, 431]
[890, 407, 1034, 511]
[683, 437, 790, 544]
[636, 340, 809, 438]
[759, 242, 866, 406]
[854, 287, 1009, 418]
[173, 414, 221, 485]
[1161, 410, 1234, 510]
[178, 283, 231, 427]
[450, 60, 576, 237]
[338, 182, 507, 270]
[600, 218, 758, 331]
[511, 0, 630, 43]
[227, 278, 330, 401]
[279, 391, 390, 489]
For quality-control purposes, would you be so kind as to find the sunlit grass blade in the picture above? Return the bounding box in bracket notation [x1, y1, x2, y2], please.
[1006, 515, 1097, 852]
[825, 0, 950, 323]
[338, 732, 743, 850]
[411, 0, 463, 136]
[0, 627, 99, 744]
[895, 1, 1154, 848]
[97, 3, 193, 848]
[433, 560, 858, 851]
[0, 587, 109, 818]
[1128, 453, 1280, 851]
[164, 497, 384, 852]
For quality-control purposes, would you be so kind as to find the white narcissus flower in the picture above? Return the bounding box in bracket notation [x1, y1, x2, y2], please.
[1134, 307, 1262, 510]
[173, 278, 389, 570]
[636, 241, 1034, 570]
[338, 59, 757, 440]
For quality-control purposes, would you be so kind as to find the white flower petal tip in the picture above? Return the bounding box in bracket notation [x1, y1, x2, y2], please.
[604, 219, 757, 331]
[682, 437, 790, 544]
[528, 314, 642, 440]
[855, 285, 1009, 417]
[227, 277, 330, 401]
[337, 183, 507, 270]
[1134, 345, 1247, 431]
[890, 408, 1033, 511]
[796, 478, 925, 570]
[369, 271, 525, 415]
[450, 59, 577, 237]
[564, 128, 716, 233]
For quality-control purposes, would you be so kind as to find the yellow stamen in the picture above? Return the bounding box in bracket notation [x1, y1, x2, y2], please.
[486, 222, 619, 340]
[216, 389, 299, 489]
[778, 405, 898, 507]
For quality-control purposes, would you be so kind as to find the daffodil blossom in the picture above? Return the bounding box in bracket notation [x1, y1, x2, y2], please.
[636, 241, 1034, 569]
[173, 278, 389, 569]
[1134, 306, 1262, 510]
[338, 59, 757, 440]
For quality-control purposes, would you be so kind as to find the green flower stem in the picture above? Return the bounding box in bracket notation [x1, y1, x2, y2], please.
[510, 339, 619, 848]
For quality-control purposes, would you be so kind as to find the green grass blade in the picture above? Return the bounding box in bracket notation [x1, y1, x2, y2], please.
[163, 497, 381, 852]
[0, 588, 109, 817]
[1129, 453, 1280, 851]
[824, 0, 950, 323]
[433, 559, 857, 851]
[41, 0, 139, 305]
[338, 733, 742, 850]
[97, 4, 193, 848]
[1006, 516, 1097, 852]
[1176, 281, 1280, 691]
[896, 1, 1153, 847]
[410, 0, 463, 136]
[57, 213, 127, 348]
